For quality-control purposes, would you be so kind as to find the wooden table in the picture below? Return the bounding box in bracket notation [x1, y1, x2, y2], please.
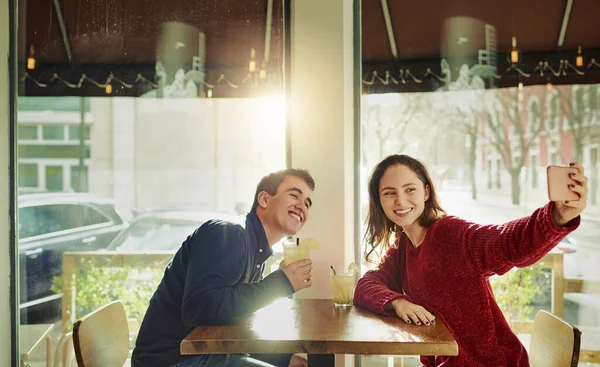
[20, 324, 54, 367]
[181, 298, 458, 366]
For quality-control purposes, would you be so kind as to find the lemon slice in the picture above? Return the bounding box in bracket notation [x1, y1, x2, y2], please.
[299, 238, 321, 250]
[348, 262, 359, 273]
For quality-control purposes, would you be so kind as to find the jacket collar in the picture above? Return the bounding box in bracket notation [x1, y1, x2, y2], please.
[245, 212, 273, 264]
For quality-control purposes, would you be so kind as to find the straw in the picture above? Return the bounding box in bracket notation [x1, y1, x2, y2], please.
[296, 237, 299, 246]
[330, 265, 337, 275]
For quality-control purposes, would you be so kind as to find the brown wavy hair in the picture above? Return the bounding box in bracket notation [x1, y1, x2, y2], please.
[364, 155, 446, 263]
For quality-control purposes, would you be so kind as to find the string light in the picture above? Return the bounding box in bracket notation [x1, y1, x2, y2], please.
[546, 82, 553, 91]
[19, 50, 597, 94]
[576, 46, 583, 68]
[259, 62, 267, 80]
[248, 48, 257, 73]
[27, 46, 35, 70]
[104, 74, 113, 94]
[20, 69, 276, 96]
[511, 37, 519, 64]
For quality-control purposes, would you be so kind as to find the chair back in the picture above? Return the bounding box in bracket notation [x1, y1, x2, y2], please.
[529, 310, 581, 367]
[72, 301, 129, 367]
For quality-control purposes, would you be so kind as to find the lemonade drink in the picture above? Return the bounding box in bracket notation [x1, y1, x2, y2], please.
[282, 237, 320, 265]
[283, 244, 310, 264]
[330, 269, 356, 307]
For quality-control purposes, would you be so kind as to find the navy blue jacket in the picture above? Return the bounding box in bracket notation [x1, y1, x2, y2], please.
[131, 212, 296, 367]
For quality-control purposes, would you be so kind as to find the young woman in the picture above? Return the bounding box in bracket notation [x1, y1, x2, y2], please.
[353, 154, 588, 367]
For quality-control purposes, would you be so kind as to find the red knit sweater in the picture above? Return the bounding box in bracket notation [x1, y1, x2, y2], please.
[354, 202, 579, 367]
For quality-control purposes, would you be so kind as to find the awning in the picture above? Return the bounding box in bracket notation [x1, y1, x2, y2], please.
[19, 0, 600, 96]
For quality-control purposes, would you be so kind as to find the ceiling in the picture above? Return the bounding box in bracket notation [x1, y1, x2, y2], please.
[18, 0, 600, 96]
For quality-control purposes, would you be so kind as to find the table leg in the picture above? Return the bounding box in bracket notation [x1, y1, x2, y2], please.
[307, 354, 335, 366]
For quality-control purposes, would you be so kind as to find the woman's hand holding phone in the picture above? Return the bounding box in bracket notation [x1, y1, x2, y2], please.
[547, 163, 588, 226]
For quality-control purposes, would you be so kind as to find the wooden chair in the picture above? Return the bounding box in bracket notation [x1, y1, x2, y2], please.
[72, 301, 130, 367]
[53, 331, 76, 367]
[529, 310, 581, 367]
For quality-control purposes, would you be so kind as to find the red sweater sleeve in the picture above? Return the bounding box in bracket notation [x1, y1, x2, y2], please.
[456, 201, 580, 276]
[353, 244, 413, 316]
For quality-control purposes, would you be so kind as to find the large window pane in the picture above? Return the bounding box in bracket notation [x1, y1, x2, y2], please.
[16, 1, 287, 363]
[359, 5, 600, 366]
[360, 84, 600, 365]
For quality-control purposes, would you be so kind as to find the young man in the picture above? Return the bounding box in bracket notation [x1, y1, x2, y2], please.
[132, 169, 315, 367]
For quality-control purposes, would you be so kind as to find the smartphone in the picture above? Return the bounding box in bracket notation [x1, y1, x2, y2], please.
[546, 165, 579, 202]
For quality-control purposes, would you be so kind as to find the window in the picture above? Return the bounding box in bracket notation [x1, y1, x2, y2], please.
[45, 165, 63, 191]
[71, 205, 111, 227]
[18, 207, 38, 239]
[15, 0, 287, 344]
[31, 204, 110, 236]
[8, 1, 600, 365]
[18, 163, 38, 188]
[18, 125, 37, 140]
[42, 126, 65, 140]
[359, 12, 600, 366]
[70, 165, 88, 192]
[68, 125, 91, 141]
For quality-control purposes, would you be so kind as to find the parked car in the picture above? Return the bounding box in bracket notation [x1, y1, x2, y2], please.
[18, 193, 129, 323]
[106, 210, 236, 252]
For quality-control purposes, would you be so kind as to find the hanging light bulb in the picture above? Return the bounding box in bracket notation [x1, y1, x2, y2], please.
[576, 46, 583, 68]
[248, 48, 256, 73]
[207, 88, 213, 98]
[27, 46, 36, 70]
[105, 83, 113, 94]
[517, 82, 524, 102]
[510, 37, 519, 64]
[511, 37, 519, 63]
[259, 62, 266, 80]
[546, 82, 553, 92]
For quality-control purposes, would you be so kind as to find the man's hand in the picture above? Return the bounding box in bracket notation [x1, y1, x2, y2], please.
[281, 259, 312, 291]
[390, 298, 436, 326]
[288, 354, 307, 367]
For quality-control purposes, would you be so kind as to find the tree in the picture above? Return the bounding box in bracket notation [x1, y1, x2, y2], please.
[556, 84, 600, 163]
[426, 65, 488, 200]
[482, 87, 547, 205]
[360, 93, 426, 168]
[452, 74, 486, 200]
[428, 91, 483, 200]
[555, 84, 600, 206]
